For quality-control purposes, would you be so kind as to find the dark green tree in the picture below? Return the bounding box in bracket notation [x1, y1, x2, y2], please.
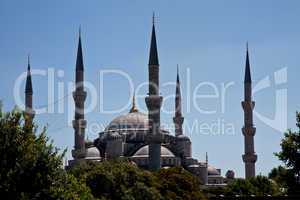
[268, 166, 296, 194]
[272, 112, 300, 195]
[68, 161, 207, 200]
[154, 167, 206, 200]
[224, 176, 280, 197]
[0, 107, 95, 200]
[275, 112, 300, 177]
[69, 160, 162, 200]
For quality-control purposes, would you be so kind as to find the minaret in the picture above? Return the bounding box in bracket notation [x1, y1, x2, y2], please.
[145, 13, 163, 170]
[24, 55, 35, 126]
[72, 28, 87, 160]
[173, 65, 184, 137]
[242, 43, 257, 178]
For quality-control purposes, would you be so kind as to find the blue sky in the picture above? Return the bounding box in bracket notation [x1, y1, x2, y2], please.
[1, 0, 300, 177]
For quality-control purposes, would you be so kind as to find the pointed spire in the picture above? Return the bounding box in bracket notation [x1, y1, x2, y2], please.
[175, 64, 182, 115]
[25, 54, 33, 94]
[148, 13, 159, 66]
[76, 27, 84, 71]
[152, 12, 155, 25]
[27, 54, 30, 70]
[130, 90, 139, 113]
[206, 152, 208, 164]
[176, 64, 180, 85]
[244, 42, 252, 83]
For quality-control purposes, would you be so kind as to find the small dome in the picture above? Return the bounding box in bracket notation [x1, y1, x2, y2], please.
[132, 145, 175, 158]
[85, 147, 101, 159]
[208, 165, 220, 176]
[225, 170, 235, 179]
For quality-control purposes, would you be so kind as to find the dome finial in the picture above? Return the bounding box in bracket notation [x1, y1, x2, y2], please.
[130, 89, 139, 113]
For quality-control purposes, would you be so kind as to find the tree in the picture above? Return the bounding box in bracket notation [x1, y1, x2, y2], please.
[68, 160, 162, 200]
[154, 167, 206, 200]
[269, 166, 296, 195]
[68, 161, 207, 200]
[224, 176, 280, 197]
[271, 112, 300, 196]
[0, 108, 95, 199]
[275, 112, 300, 177]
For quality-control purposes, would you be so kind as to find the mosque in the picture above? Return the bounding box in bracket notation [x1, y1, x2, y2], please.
[23, 17, 257, 185]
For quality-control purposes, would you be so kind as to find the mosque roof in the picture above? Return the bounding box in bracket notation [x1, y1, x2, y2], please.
[132, 145, 175, 158]
[105, 111, 149, 131]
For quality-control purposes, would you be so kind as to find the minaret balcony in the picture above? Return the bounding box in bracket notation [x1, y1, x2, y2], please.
[242, 153, 257, 163]
[72, 119, 87, 129]
[145, 95, 163, 110]
[72, 90, 87, 102]
[173, 116, 184, 124]
[241, 101, 255, 110]
[242, 127, 256, 136]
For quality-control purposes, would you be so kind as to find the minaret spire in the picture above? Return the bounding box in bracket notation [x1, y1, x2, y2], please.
[173, 65, 184, 137]
[145, 14, 163, 170]
[152, 12, 155, 25]
[242, 43, 257, 178]
[148, 13, 159, 66]
[72, 28, 87, 160]
[244, 42, 252, 83]
[25, 55, 33, 94]
[24, 54, 34, 126]
[76, 27, 84, 71]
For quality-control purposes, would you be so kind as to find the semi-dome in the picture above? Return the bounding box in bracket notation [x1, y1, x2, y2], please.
[132, 145, 175, 158]
[208, 165, 220, 176]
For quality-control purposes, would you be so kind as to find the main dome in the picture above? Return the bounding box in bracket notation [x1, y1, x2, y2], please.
[103, 96, 169, 135]
[105, 111, 149, 131]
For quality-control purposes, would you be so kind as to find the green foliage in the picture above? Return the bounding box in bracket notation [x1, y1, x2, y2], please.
[273, 111, 300, 195]
[275, 112, 300, 175]
[269, 166, 300, 195]
[49, 173, 96, 200]
[224, 176, 280, 197]
[154, 167, 206, 200]
[0, 108, 95, 199]
[269, 166, 292, 189]
[69, 160, 162, 200]
[69, 161, 207, 200]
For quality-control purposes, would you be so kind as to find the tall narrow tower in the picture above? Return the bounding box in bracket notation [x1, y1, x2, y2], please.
[72, 29, 87, 160]
[242, 44, 257, 178]
[145, 14, 163, 170]
[24, 55, 34, 126]
[173, 66, 184, 137]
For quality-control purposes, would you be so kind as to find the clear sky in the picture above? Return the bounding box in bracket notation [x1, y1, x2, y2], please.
[1, 0, 300, 177]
